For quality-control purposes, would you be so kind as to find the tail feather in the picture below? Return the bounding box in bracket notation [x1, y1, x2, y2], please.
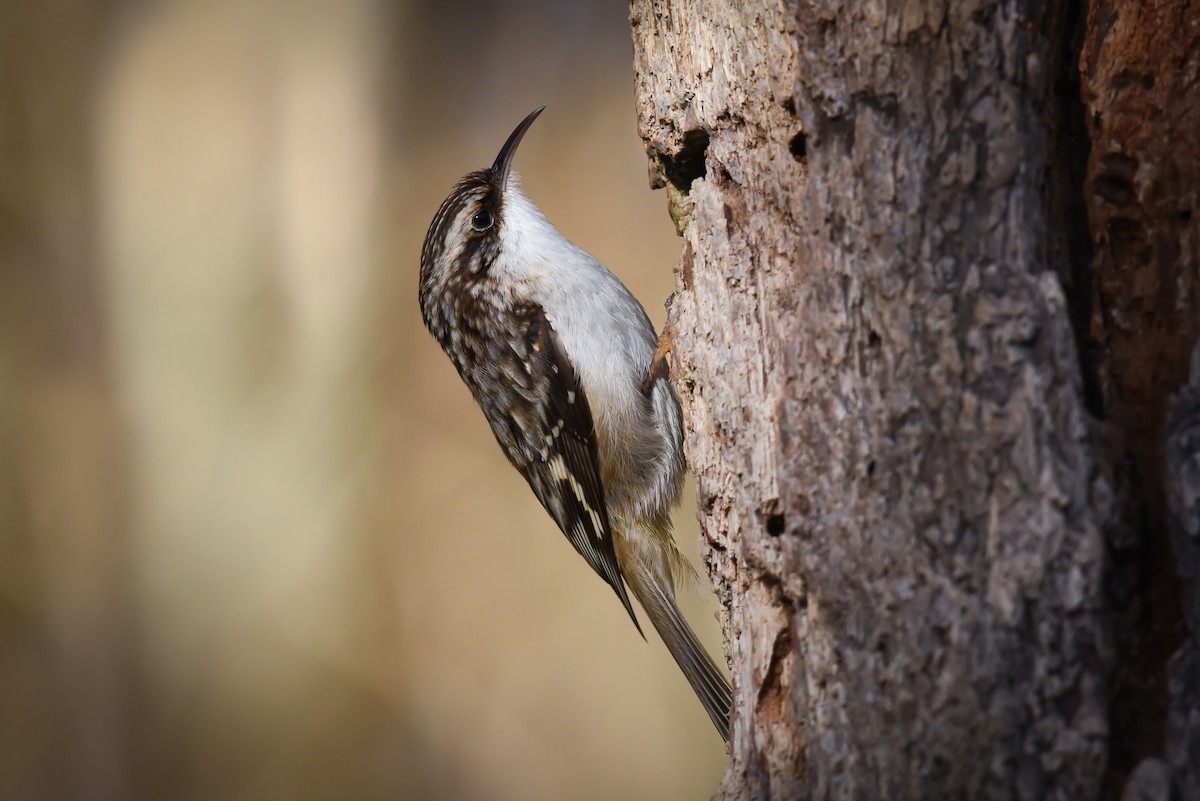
[625, 563, 732, 742]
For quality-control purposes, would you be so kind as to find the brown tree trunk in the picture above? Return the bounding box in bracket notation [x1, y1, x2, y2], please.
[631, 1, 1200, 799]
[1080, 1, 1200, 797]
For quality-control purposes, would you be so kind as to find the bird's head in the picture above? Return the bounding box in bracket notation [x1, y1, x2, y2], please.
[419, 106, 545, 308]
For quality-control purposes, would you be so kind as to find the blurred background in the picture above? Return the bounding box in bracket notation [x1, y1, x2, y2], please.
[0, 1, 728, 799]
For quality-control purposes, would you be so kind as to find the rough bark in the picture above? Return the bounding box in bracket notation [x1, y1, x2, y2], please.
[632, 1, 1199, 798]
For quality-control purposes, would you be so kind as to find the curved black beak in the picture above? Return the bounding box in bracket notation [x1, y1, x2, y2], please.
[491, 106, 545, 188]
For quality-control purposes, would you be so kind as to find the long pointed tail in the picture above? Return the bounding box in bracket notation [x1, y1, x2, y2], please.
[624, 563, 732, 742]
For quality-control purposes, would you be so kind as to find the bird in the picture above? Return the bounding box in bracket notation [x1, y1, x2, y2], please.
[418, 107, 732, 742]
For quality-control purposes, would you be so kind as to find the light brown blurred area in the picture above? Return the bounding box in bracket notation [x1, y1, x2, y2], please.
[0, 1, 727, 799]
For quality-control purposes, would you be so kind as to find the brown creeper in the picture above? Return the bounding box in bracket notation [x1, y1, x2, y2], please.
[418, 108, 731, 741]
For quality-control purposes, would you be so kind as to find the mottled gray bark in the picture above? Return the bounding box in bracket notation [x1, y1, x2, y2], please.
[632, 1, 1200, 798]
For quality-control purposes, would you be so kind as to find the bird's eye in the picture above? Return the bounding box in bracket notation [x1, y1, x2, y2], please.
[470, 209, 493, 231]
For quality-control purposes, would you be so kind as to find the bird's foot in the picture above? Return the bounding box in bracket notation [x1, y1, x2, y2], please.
[642, 321, 673, 394]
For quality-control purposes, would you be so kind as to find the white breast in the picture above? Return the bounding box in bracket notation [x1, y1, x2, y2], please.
[495, 180, 683, 526]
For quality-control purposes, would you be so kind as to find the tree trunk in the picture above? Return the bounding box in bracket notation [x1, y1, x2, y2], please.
[630, 1, 1200, 799]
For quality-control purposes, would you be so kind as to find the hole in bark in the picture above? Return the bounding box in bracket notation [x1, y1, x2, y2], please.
[658, 128, 709, 193]
[781, 96, 796, 116]
[788, 131, 807, 162]
[1095, 174, 1136, 207]
[1112, 69, 1139, 90]
[1099, 151, 1138, 181]
[868, 330, 881, 347]
[867, 459, 876, 477]
[761, 497, 786, 536]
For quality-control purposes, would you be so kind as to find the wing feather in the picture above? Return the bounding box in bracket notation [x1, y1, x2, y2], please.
[518, 306, 642, 634]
